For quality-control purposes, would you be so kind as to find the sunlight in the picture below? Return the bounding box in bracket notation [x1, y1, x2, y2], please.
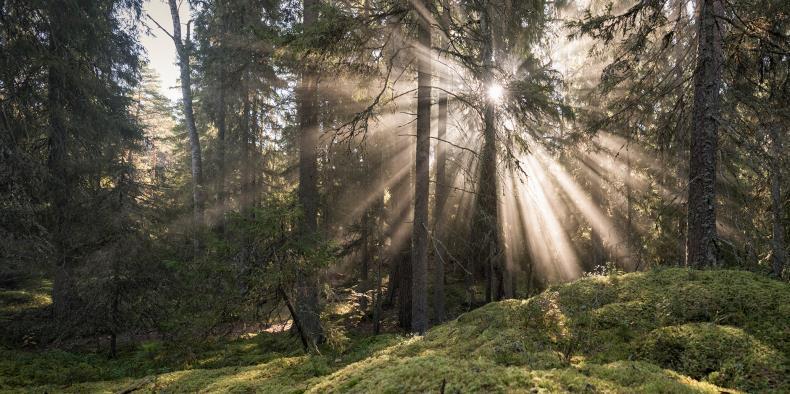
[4, 1, 783, 391]
[487, 83, 504, 102]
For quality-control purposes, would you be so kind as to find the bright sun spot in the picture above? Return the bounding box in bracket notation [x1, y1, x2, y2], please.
[487, 83, 504, 102]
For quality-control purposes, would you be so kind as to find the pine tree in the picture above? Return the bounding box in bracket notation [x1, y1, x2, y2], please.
[687, 0, 724, 267]
[411, 0, 432, 334]
[162, 0, 206, 240]
[295, 0, 325, 349]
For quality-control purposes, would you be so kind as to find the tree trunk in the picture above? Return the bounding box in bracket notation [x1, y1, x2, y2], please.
[625, 142, 638, 269]
[359, 207, 371, 313]
[432, 1, 450, 324]
[168, 0, 205, 243]
[294, 0, 324, 349]
[240, 91, 253, 214]
[372, 245, 384, 334]
[769, 123, 786, 277]
[48, 52, 71, 321]
[395, 149, 413, 330]
[215, 77, 227, 231]
[687, 0, 723, 267]
[398, 237, 412, 330]
[411, 0, 431, 335]
[473, 0, 504, 302]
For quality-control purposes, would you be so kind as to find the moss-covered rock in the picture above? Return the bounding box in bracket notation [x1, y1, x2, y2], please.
[10, 268, 790, 393]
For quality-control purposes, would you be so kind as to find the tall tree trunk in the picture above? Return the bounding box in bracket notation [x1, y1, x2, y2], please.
[384, 157, 408, 310]
[372, 245, 384, 334]
[431, 0, 450, 324]
[411, 0, 431, 334]
[359, 207, 371, 313]
[168, 0, 205, 243]
[473, 0, 504, 302]
[769, 123, 786, 277]
[215, 77, 227, 230]
[397, 235, 412, 330]
[687, 0, 723, 267]
[47, 45, 70, 321]
[294, 0, 324, 349]
[673, 1, 689, 266]
[625, 142, 637, 269]
[396, 143, 413, 330]
[240, 91, 253, 214]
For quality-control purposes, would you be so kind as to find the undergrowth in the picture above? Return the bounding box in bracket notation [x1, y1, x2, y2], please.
[2, 268, 787, 393]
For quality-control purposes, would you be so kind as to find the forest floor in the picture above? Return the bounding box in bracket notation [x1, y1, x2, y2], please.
[1, 268, 788, 393]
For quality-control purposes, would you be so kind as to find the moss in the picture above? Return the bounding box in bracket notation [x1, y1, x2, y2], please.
[0, 279, 52, 347]
[0, 280, 52, 315]
[309, 269, 788, 393]
[5, 269, 788, 393]
[638, 323, 787, 391]
[0, 332, 305, 389]
[7, 333, 400, 393]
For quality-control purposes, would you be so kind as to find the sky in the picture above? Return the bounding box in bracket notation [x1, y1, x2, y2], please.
[140, 0, 190, 102]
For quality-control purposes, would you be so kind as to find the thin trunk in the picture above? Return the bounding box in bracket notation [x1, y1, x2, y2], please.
[385, 251, 399, 308]
[769, 124, 786, 277]
[432, 1, 450, 324]
[168, 0, 204, 243]
[687, 0, 723, 267]
[411, 0, 431, 334]
[625, 142, 636, 270]
[216, 79, 227, 230]
[359, 207, 370, 312]
[671, 11, 688, 267]
[241, 92, 253, 214]
[383, 174, 403, 310]
[213, 13, 228, 230]
[588, 165, 609, 270]
[361, 215, 370, 286]
[295, 0, 324, 349]
[398, 238, 412, 330]
[47, 19, 71, 320]
[397, 151, 413, 330]
[279, 286, 309, 351]
[251, 101, 260, 210]
[372, 247, 384, 334]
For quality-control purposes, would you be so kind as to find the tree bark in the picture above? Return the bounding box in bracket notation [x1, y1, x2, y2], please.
[372, 246, 384, 334]
[473, 0, 504, 302]
[411, 0, 431, 335]
[168, 0, 205, 241]
[47, 44, 71, 321]
[215, 76, 227, 230]
[359, 207, 371, 313]
[395, 144, 413, 330]
[295, 0, 324, 349]
[625, 142, 640, 270]
[687, 0, 723, 267]
[432, 1, 450, 324]
[240, 91, 253, 214]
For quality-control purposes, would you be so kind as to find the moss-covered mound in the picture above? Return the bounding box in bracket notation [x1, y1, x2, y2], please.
[310, 268, 788, 393]
[17, 268, 790, 393]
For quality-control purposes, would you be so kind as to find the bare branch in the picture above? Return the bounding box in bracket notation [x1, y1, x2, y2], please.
[145, 13, 176, 43]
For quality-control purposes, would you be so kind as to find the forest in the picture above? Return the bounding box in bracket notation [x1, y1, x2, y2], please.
[0, 0, 788, 392]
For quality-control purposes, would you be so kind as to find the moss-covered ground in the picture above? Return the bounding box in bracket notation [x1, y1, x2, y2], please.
[2, 268, 788, 393]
